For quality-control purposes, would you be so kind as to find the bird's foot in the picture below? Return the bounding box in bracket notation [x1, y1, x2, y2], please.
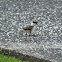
[32, 34, 38, 37]
[24, 39, 28, 41]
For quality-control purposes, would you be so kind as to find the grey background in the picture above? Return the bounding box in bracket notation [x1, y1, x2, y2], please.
[0, 0, 62, 62]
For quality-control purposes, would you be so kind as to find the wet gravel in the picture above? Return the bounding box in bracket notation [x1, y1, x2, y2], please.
[0, 0, 62, 62]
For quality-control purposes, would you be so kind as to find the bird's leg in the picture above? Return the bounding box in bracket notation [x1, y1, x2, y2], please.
[26, 33, 27, 39]
[29, 33, 31, 37]
[25, 32, 27, 35]
[29, 30, 31, 37]
[29, 32, 32, 42]
[24, 32, 27, 40]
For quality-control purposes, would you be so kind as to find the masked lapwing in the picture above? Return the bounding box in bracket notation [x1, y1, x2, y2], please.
[23, 20, 38, 37]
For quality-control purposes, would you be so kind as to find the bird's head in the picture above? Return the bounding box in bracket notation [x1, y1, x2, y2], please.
[33, 20, 38, 25]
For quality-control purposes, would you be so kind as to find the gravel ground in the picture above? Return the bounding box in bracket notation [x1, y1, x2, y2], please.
[0, 0, 62, 62]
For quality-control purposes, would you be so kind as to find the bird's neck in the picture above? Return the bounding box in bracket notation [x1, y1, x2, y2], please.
[31, 22, 33, 26]
[31, 23, 37, 26]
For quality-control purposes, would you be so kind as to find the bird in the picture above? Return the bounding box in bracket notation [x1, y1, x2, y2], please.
[23, 20, 38, 38]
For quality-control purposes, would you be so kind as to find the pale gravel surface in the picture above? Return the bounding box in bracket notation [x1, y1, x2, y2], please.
[0, 0, 62, 62]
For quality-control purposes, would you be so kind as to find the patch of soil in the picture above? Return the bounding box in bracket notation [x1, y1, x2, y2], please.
[0, 47, 52, 62]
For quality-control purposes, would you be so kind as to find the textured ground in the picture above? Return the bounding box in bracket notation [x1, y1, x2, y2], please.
[0, 0, 62, 62]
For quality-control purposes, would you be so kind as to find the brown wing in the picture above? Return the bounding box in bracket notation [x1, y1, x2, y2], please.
[23, 26, 34, 30]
